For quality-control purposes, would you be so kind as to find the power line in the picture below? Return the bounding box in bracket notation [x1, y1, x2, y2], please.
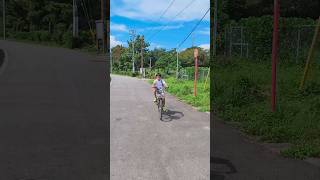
[177, 7, 210, 49]
[144, 0, 176, 39]
[79, 0, 93, 31]
[158, 0, 176, 21]
[156, 7, 209, 78]
[146, 0, 197, 41]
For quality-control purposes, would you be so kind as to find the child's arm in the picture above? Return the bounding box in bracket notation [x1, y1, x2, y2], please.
[152, 80, 156, 87]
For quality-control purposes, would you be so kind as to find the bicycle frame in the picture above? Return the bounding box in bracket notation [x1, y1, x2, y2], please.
[156, 88, 165, 120]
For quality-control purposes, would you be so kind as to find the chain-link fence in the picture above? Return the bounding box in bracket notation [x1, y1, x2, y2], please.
[224, 26, 249, 58]
[222, 20, 317, 63]
[142, 67, 209, 81]
[178, 67, 210, 81]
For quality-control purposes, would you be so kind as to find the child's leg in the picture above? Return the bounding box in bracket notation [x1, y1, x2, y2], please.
[153, 88, 156, 98]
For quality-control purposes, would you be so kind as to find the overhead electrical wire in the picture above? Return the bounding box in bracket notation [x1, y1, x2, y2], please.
[177, 7, 210, 49]
[143, 0, 176, 38]
[146, 0, 197, 42]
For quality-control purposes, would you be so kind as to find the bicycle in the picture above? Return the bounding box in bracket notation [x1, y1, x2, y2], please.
[155, 88, 165, 120]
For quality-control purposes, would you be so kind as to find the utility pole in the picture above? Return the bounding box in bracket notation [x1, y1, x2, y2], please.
[101, 0, 104, 22]
[2, 0, 5, 40]
[194, 48, 199, 97]
[73, 0, 79, 37]
[110, 50, 113, 74]
[213, 0, 218, 56]
[176, 49, 179, 79]
[129, 30, 136, 73]
[141, 36, 144, 77]
[101, 0, 105, 53]
[271, 0, 280, 112]
[149, 57, 151, 69]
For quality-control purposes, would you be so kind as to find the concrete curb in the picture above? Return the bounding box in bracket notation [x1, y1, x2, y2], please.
[0, 49, 8, 76]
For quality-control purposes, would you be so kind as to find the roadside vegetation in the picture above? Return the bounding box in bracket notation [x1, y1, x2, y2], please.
[213, 58, 320, 159]
[1, 0, 99, 49]
[213, 0, 320, 159]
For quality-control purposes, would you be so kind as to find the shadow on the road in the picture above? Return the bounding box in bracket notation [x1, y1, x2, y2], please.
[161, 109, 184, 122]
[211, 156, 237, 179]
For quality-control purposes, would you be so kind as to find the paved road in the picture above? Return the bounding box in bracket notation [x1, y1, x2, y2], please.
[0, 41, 108, 180]
[213, 117, 320, 180]
[110, 75, 210, 180]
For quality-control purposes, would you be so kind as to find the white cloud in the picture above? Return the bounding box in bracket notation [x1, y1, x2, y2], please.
[144, 24, 184, 31]
[149, 42, 163, 50]
[111, 0, 210, 22]
[199, 43, 210, 50]
[110, 35, 124, 48]
[111, 22, 129, 32]
[197, 28, 210, 35]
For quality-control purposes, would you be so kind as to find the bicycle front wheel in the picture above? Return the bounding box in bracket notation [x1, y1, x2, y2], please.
[158, 99, 163, 120]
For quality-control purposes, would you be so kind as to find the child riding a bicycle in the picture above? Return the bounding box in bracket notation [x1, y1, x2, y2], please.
[152, 73, 168, 111]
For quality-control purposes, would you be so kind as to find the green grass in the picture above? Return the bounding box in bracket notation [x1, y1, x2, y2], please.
[213, 58, 320, 159]
[149, 77, 210, 112]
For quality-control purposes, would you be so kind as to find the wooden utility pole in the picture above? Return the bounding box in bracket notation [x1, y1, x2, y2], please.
[141, 36, 144, 70]
[271, 0, 280, 112]
[213, 0, 218, 56]
[194, 48, 199, 97]
[101, 0, 104, 21]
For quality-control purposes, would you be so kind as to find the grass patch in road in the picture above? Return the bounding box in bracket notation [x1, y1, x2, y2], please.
[149, 77, 210, 112]
[212, 58, 320, 159]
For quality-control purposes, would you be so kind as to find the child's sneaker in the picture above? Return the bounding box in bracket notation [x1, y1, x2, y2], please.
[163, 106, 168, 112]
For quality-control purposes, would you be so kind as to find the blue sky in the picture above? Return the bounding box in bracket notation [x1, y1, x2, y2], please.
[110, 0, 210, 51]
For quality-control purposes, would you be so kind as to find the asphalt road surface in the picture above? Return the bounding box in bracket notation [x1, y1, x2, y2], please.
[110, 75, 210, 180]
[0, 41, 108, 180]
[213, 117, 320, 180]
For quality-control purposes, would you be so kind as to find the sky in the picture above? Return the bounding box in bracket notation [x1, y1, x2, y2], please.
[110, 0, 210, 51]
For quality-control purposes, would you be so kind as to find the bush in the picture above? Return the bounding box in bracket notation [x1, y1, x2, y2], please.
[79, 31, 92, 46]
[62, 32, 81, 49]
[39, 31, 50, 42]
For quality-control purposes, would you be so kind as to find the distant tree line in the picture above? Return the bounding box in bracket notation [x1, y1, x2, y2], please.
[224, 0, 320, 20]
[111, 35, 210, 74]
[2, 0, 102, 48]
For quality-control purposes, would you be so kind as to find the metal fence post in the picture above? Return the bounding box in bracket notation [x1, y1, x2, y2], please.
[296, 28, 301, 63]
[241, 27, 243, 57]
[225, 27, 227, 56]
[229, 27, 232, 57]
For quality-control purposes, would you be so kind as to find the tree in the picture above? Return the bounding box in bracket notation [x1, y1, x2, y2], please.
[179, 47, 209, 67]
[112, 45, 126, 65]
[155, 51, 176, 73]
